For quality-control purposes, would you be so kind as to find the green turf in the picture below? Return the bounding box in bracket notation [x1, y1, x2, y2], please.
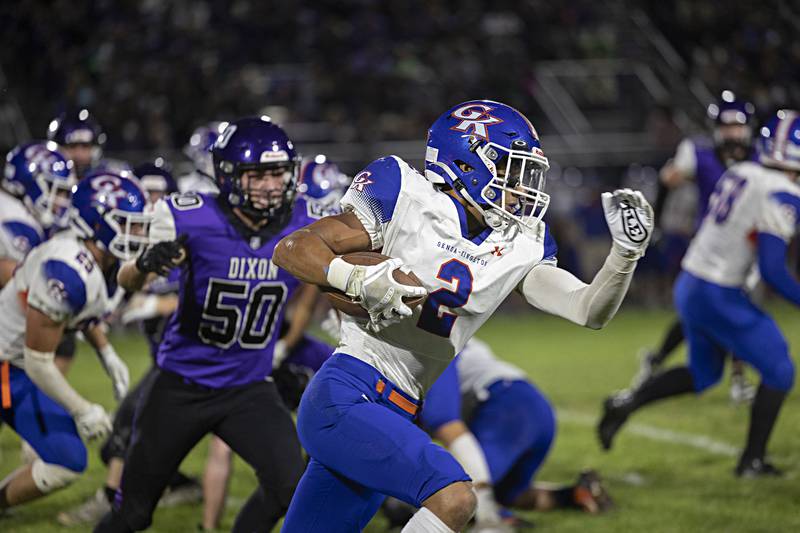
[2, 303, 799, 532]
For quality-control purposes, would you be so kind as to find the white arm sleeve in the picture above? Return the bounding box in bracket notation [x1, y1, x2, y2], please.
[148, 198, 177, 244]
[24, 346, 91, 416]
[672, 138, 697, 178]
[519, 248, 637, 329]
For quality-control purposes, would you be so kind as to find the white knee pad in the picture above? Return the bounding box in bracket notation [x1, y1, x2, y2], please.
[31, 459, 81, 493]
[20, 439, 40, 465]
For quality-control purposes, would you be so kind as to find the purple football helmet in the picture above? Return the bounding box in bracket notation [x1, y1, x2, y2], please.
[707, 91, 755, 159]
[134, 160, 178, 204]
[425, 100, 550, 229]
[211, 117, 300, 221]
[185, 121, 229, 178]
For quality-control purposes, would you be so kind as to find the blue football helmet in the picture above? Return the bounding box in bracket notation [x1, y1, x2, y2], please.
[4, 142, 76, 229]
[185, 121, 229, 178]
[134, 160, 178, 204]
[70, 171, 150, 260]
[425, 100, 550, 229]
[211, 117, 300, 221]
[297, 155, 351, 204]
[757, 109, 800, 172]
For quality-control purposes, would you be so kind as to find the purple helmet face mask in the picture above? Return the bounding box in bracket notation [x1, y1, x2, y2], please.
[425, 100, 550, 229]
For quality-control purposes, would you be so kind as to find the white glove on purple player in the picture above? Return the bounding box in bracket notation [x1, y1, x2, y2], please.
[602, 188, 654, 260]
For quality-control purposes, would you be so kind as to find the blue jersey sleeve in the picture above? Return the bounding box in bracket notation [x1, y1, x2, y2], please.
[27, 259, 87, 322]
[758, 233, 800, 307]
[0, 221, 43, 261]
[340, 156, 403, 249]
[542, 224, 558, 263]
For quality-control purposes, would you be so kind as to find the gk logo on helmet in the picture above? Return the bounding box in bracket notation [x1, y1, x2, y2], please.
[350, 171, 374, 192]
[450, 104, 503, 141]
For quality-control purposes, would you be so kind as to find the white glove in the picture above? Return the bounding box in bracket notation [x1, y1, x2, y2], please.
[601, 188, 654, 260]
[121, 293, 160, 324]
[98, 344, 130, 401]
[272, 339, 289, 369]
[74, 403, 112, 441]
[327, 257, 427, 329]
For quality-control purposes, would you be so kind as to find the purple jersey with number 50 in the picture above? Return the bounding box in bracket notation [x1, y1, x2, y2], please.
[150, 192, 318, 387]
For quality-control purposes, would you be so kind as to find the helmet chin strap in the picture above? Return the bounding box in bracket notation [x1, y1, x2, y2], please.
[429, 160, 509, 230]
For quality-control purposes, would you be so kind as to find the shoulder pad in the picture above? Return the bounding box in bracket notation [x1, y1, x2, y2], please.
[41, 259, 87, 313]
[344, 156, 403, 224]
[1, 221, 43, 258]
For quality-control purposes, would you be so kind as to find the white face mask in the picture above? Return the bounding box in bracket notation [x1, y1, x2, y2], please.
[475, 141, 551, 229]
[106, 209, 152, 260]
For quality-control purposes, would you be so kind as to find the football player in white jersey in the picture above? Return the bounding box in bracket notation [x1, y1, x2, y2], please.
[0, 172, 148, 510]
[273, 100, 653, 532]
[599, 110, 800, 477]
[1, 143, 74, 287]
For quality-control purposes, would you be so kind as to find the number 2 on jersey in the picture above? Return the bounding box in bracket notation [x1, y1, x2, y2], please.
[417, 259, 473, 338]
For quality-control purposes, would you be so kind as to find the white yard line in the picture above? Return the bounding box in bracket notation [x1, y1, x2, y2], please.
[557, 410, 739, 457]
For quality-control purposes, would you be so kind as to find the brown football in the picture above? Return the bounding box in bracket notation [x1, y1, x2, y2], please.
[323, 252, 426, 319]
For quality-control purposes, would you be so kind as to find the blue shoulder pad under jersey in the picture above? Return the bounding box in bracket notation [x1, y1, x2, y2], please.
[543, 224, 557, 261]
[41, 260, 87, 313]
[420, 356, 462, 432]
[1, 221, 43, 257]
[343, 156, 403, 224]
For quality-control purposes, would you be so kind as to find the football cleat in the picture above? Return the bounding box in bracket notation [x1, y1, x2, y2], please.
[57, 488, 110, 526]
[573, 470, 614, 513]
[597, 392, 633, 450]
[735, 457, 783, 478]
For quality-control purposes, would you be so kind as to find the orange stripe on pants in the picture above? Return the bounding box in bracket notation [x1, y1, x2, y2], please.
[1, 361, 11, 409]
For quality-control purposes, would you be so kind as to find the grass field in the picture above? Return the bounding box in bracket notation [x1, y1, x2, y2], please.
[2, 303, 799, 532]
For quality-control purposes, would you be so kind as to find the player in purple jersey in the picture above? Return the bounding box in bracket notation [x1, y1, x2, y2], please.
[95, 117, 308, 533]
[633, 92, 758, 399]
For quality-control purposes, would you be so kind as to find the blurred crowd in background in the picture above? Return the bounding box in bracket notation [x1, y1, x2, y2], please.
[1, 0, 798, 306]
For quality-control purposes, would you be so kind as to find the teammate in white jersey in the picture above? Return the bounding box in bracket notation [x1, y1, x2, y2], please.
[0, 172, 148, 510]
[274, 100, 653, 532]
[599, 110, 800, 477]
[384, 338, 612, 529]
[1, 142, 75, 286]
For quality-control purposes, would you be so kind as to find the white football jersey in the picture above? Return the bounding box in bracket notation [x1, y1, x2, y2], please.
[682, 161, 800, 287]
[456, 338, 527, 400]
[178, 171, 219, 195]
[337, 156, 556, 398]
[0, 189, 44, 263]
[0, 231, 117, 366]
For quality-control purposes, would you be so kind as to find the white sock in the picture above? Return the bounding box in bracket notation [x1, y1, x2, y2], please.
[449, 433, 491, 485]
[449, 433, 500, 523]
[401, 507, 455, 533]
